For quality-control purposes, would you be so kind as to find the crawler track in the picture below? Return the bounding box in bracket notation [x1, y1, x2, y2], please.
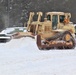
[37, 31, 75, 50]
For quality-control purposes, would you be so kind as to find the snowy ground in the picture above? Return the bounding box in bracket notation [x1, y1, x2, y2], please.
[0, 37, 76, 75]
[0, 27, 76, 75]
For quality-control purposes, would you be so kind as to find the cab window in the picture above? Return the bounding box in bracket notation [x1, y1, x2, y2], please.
[59, 15, 65, 23]
[47, 15, 51, 21]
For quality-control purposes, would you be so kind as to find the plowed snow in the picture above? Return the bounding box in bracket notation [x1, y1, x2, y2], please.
[0, 37, 76, 75]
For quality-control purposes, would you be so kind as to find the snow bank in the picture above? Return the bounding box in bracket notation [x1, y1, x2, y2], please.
[0, 37, 76, 75]
[0, 27, 76, 75]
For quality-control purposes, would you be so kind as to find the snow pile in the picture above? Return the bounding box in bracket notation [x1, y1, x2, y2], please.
[0, 36, 76, 75]
[0, 27, 76, 75]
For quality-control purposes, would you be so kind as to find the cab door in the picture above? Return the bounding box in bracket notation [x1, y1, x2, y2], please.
[52, 15, 58, 30]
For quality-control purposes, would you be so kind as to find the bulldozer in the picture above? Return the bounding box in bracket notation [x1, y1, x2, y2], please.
[26, 12, 75, 49]
[12, 11, 75, 49]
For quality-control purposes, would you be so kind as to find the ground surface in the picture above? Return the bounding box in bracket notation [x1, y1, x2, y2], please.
[0, 37, 76, 75]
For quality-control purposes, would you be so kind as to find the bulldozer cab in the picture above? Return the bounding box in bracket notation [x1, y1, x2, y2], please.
[46, 12, 71, 30]
[46, 14, 58, 30]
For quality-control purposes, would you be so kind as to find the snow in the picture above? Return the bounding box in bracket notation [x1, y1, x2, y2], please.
[0, 37, 76, 75]
[0, 28, 76, 75]
[1, 28, 15, 34]
[1, 27, 26, 34]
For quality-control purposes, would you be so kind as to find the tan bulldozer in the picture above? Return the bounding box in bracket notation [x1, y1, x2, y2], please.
[27, 12, 75, 49]
[13, 11, 75, 49]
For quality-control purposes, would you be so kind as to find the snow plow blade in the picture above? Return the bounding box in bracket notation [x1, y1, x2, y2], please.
[37, 33, 75, 50]
[0, 34, 11, 43]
